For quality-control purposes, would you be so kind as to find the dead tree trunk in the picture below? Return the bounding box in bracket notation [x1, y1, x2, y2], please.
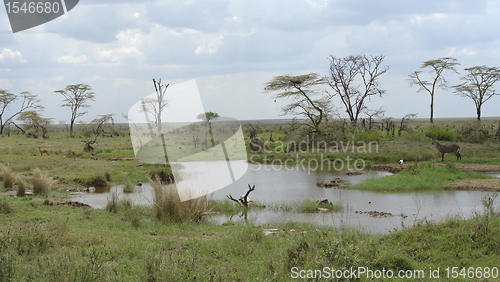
[226, 184, 255, 207]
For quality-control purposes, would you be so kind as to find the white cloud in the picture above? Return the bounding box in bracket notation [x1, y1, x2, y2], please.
[447, 47, 476, 56]
[0, 79, 13, 88]
[55, 54, 89, 64]
[0, 49, 27, 63]
[194, 35, 224, 55]
[98, 47, 141, 64]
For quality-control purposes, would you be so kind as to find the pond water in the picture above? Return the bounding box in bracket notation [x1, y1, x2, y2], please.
[71, 162, 494, 234]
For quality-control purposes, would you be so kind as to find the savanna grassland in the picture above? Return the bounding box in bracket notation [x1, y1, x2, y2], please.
[1, 118, 500, 281]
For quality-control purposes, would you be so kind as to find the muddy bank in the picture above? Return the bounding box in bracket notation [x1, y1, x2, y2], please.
[444, 179, 500, 192]
[372, 163, 500, 174]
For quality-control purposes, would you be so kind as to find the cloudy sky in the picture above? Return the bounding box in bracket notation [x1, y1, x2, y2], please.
[1, 0, 500, 124]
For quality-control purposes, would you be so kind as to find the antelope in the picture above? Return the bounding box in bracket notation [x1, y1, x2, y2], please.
[38, 147, 49, 156]
[431, 139, 461, 161]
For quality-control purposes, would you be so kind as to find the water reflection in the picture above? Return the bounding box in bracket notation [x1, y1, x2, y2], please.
[71, 163, 492, 234]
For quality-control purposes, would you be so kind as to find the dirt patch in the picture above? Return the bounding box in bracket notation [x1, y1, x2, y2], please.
[444, 179, 500, 192]
[372, 163, 500, 174]
[106, 157, 136, 161]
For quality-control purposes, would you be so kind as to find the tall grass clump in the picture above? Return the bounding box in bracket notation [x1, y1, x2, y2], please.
[424, 126, 457, 142]
[123, 181, 135, 193]
[2, 166, 14, 190]
[106, 190, 120, 213]
[15, 176, 26, 197]
[150, 178, 207, 222]
[32, 168, 54, 194]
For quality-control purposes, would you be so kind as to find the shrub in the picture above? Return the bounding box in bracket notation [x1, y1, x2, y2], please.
[150, 178, 207, 222]
[424, 126, 457, 142]
[457, 123, 491, 143]
[33, 168, 54, 194]
[85, 176, 108, 188]
[353, 130, 381, 144]
[1, 166, 14, 190]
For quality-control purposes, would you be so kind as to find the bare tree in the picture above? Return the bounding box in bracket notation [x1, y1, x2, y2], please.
[264, 73, 330, 133]
[55, 84, 95, 137]
[152, 78, 169, 132]
[327, 54, 389, 125]
[0, 90, 42, 134]
[363, 107, 386, 130]
[398, 113, 418, 136]
[409, 57, 459, 124]
[453, 65, 500, 121]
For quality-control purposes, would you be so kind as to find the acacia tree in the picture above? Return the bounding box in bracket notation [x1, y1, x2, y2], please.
[264, 73, 329, 133]
[327, 54, 389, 125]
[408, 57, 459, 124]
[0, 90, 42, 134]
[55, 84, 95, 137]
[82, 114, 114, 152]
[197, 111, 220, 147]
[453, 65, 500, 121]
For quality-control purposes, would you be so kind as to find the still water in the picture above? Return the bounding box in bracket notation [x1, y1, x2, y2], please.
[71, 162, 493, 234]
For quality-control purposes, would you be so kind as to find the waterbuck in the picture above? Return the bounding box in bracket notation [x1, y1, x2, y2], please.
[431, 139, 461, 161]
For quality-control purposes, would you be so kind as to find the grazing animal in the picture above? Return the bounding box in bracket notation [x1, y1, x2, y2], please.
[59, 154, 66, 159]
[431, 139, 461, 161]
[398, 159, 403, 165]
[73, 156, 80, 161]
[38, 147, 49, 156]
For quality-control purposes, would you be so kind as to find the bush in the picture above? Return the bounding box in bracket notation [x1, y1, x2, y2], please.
[353, 130, 381, 143]
[457, 123, 491, 143]
[85, 176, 108, 188]
[424, 126, 457, 142]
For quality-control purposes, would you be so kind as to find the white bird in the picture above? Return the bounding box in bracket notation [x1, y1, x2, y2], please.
[399, 159, 403, 166]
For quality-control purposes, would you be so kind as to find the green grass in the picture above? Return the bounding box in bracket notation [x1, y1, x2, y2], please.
[356, 164, 493, 190]
[1, 196, 500, 281]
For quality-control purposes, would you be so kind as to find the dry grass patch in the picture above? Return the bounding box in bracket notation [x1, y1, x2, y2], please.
[2, 166, 14, 190]
[150, 178, 208, 222]
[33, 168, 55, 194]
[15, 176, 26, 197]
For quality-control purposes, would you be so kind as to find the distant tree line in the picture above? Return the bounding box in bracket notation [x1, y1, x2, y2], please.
[266, 54, 500, 132]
